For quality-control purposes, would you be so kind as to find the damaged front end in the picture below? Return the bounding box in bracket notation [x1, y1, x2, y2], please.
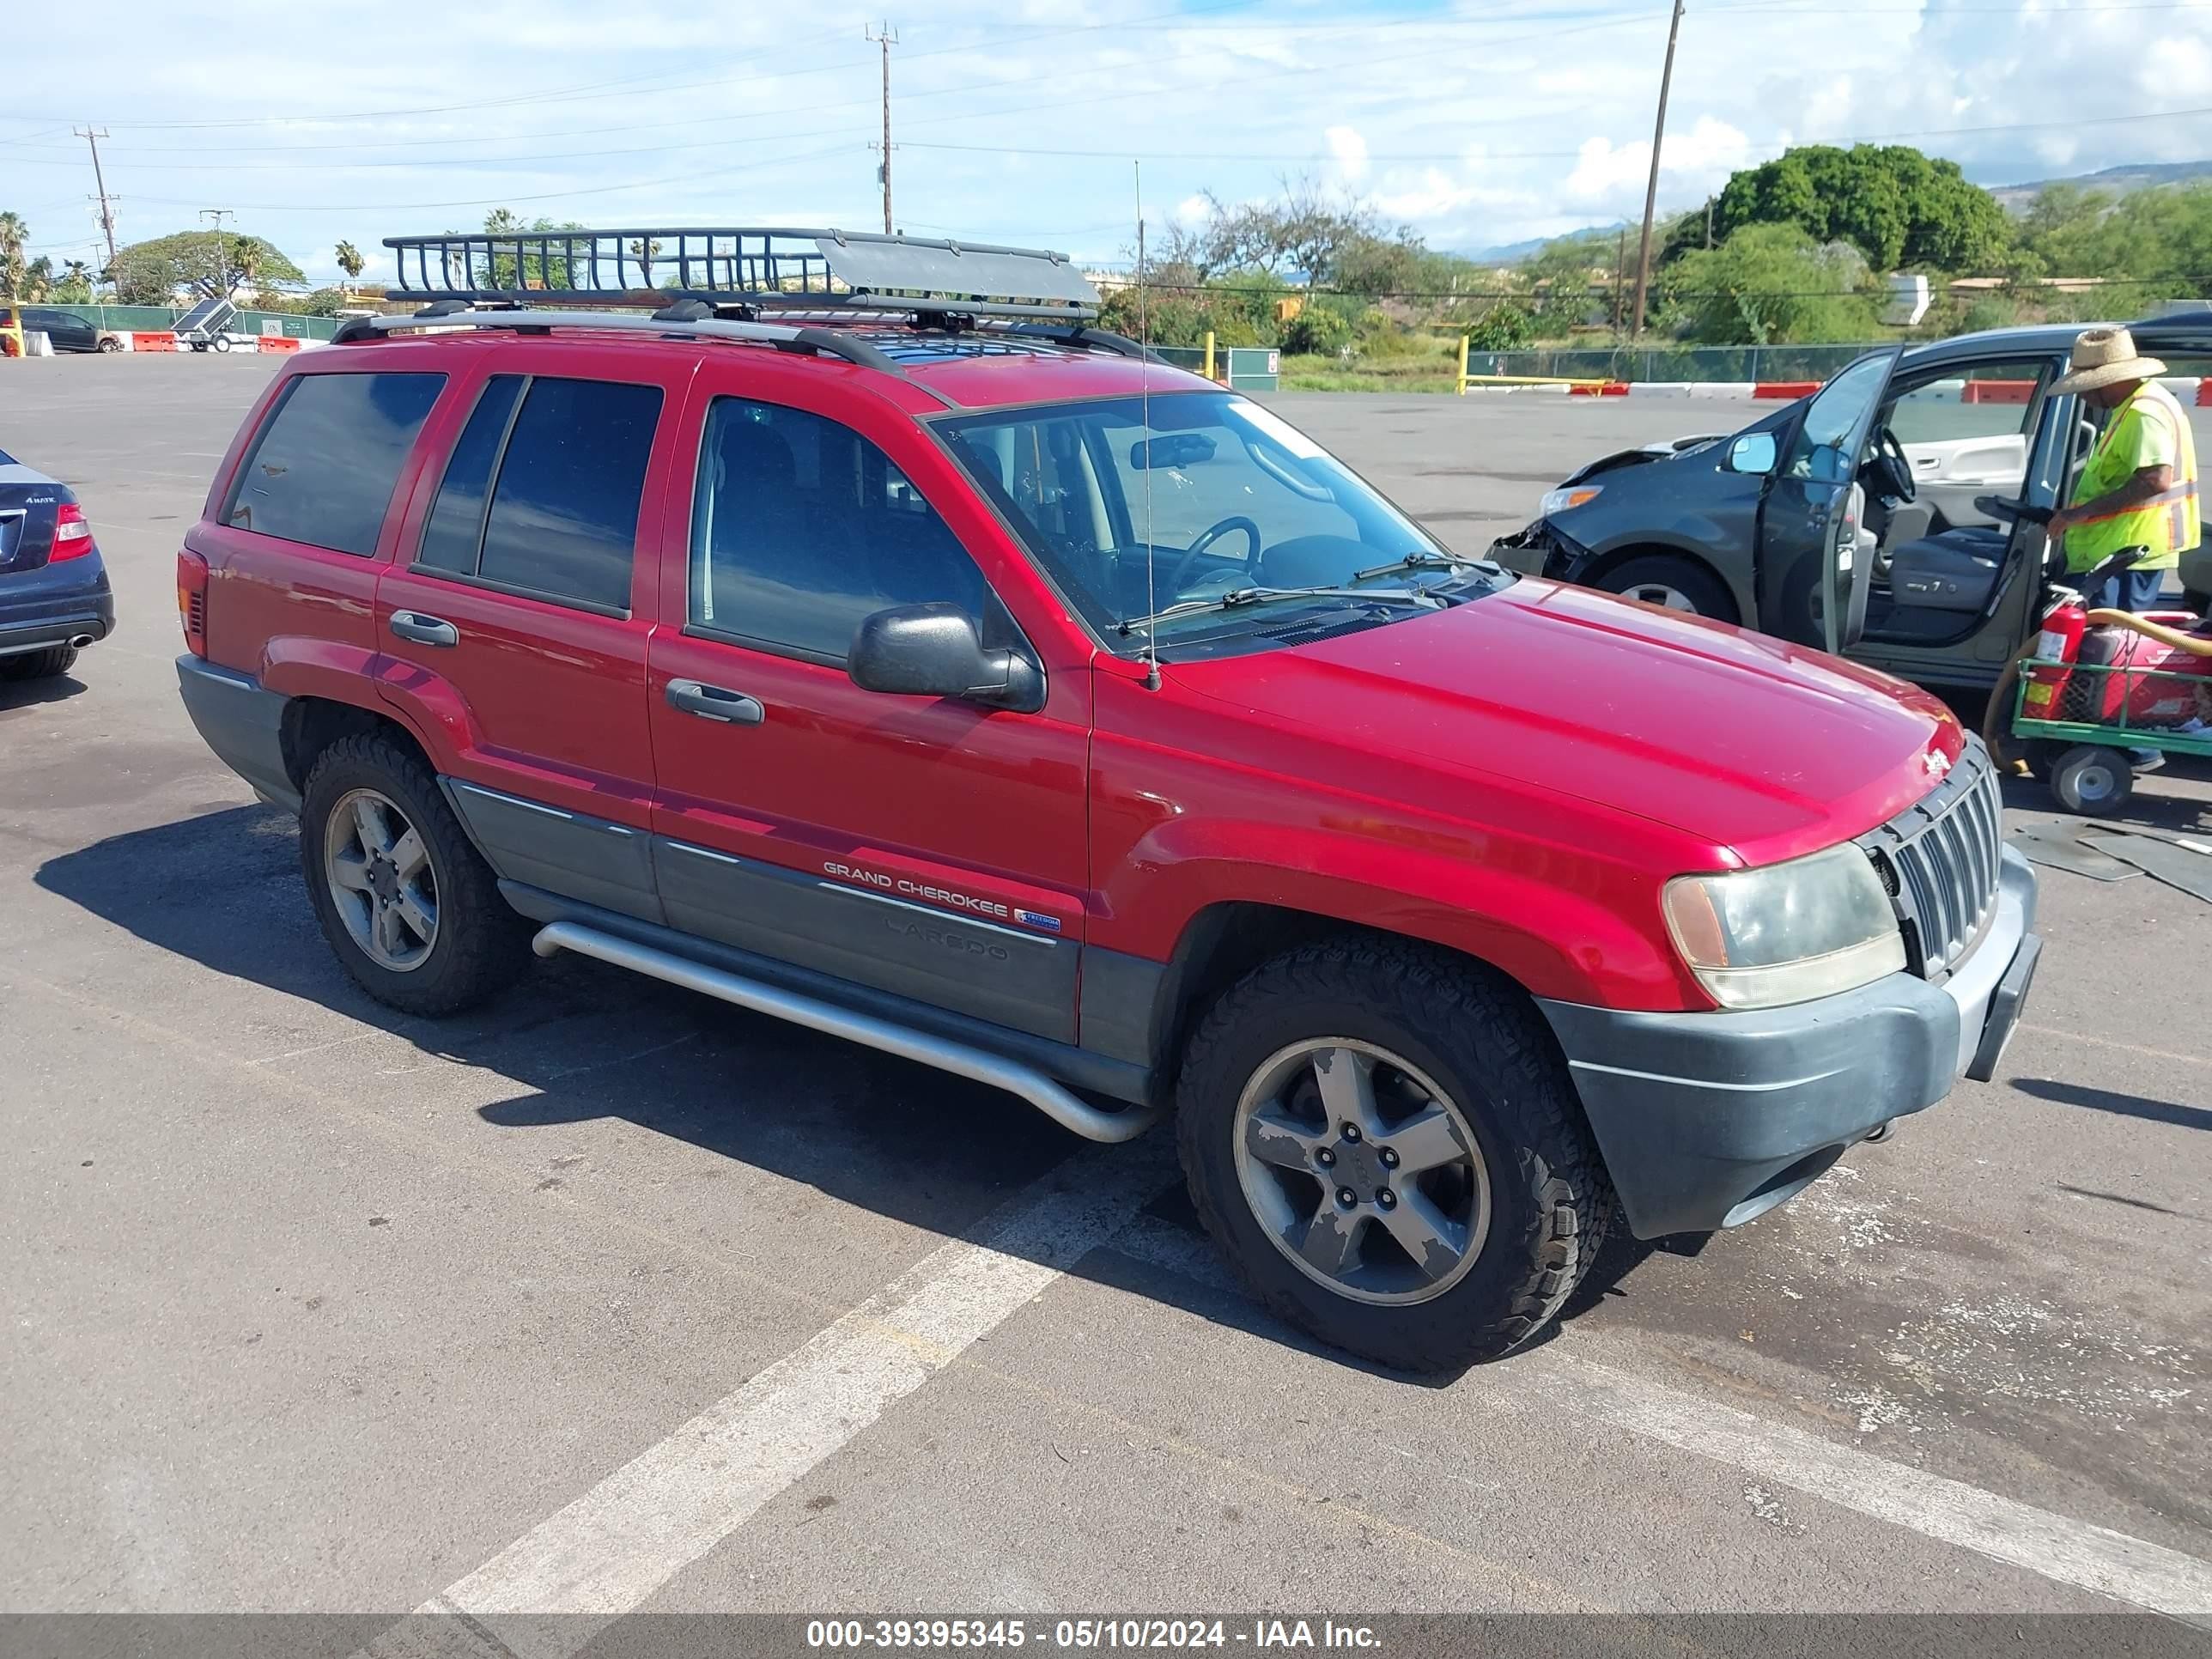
[1488, 515, 1596, 581]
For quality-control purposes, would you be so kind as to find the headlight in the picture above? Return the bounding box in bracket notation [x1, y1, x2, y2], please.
[1540, 484, 1602, 515]
[1662, 843, 1905, 1010]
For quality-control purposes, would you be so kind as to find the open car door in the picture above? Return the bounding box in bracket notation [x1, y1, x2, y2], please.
[1755, 346, 1904, 653]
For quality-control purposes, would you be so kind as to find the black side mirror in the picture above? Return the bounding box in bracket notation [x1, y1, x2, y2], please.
[848, 604, 1044, 713]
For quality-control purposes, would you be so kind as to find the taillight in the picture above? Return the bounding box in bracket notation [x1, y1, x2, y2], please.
[52, 501, 95, 561]
[177, 549, 210, 658]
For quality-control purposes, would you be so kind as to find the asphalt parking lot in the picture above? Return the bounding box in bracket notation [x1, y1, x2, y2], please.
[3, 356, 2209, 1650]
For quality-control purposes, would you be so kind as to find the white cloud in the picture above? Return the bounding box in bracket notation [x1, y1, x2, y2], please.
[1325, 125, 1369, 185]
[3, 0, 2208, 276]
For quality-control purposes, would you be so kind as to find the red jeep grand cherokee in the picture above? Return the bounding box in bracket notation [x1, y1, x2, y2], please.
[176, 228, 2039, 1370]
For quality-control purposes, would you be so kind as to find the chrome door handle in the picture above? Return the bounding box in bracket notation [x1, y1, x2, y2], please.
[665, 678, 764, 726]
[390, 611, 459, 647]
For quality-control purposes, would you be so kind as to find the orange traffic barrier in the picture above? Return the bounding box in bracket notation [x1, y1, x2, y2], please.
[131, 331, 178, 352]
[1568, 380, 1630, 397]
[258, 336, 302, 353]
[1962, 379, 2037, 404]
[1752, 380, 1820, 400]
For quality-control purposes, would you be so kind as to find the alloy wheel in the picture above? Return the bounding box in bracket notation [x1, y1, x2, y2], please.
[1231, 1039, 1492, 1305]
[324, 787, 439, 971]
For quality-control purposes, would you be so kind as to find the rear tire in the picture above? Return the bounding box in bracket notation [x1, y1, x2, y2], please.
[0, 644, 79, 681]
[2049, 744, 2135, 816]
[1595, 555, 1737, 623]
[299, 732, 528, 1016]
[1175, 938, 1614, 1372]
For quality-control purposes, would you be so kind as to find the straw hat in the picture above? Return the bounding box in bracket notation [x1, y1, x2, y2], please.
[2051, 326, 2167, 396]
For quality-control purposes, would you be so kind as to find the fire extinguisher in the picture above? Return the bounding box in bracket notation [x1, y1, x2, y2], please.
[2022, 594, 2087, 720]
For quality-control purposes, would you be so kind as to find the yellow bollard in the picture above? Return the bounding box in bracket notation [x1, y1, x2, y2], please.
[1457, 335, 1470, 396]
[1203, 331, 1216, 383]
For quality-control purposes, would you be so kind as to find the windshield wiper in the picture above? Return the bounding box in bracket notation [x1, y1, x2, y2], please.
[1116, 584, 1442, 637]
[1350, 549, 1491, 583]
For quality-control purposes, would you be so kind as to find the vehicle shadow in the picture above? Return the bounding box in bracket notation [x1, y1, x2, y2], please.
[0, 670, 87, 715]
[31, 803, 1660, 1382]
[2011, 1076, 2208, 1132]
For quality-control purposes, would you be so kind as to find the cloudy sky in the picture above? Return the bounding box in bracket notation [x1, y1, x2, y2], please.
[5, 0, 2210, 288]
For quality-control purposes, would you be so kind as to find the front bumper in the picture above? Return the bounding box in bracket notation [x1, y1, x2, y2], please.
[0, 557, 116, 658]
[1487, 518, 1589, 581]
[1537, 847, 2039, 1238]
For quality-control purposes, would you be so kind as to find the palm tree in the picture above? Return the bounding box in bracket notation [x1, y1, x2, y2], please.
[334, 240, 364, 283]
[0, 211, 27, 298]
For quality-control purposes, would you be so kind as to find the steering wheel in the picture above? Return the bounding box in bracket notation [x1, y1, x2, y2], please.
[1166, 516, 1263, 592]
[1867, 427, 1917, 503]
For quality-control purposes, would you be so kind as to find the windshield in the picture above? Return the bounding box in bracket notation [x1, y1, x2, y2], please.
[939, 392, 1492, 652]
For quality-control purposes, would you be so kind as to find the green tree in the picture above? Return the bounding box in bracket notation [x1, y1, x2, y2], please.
[2014, 180, 2212, 301]
[55, 259, 93, 303]
[107, 230, 302, 303]
[1658, 224, 1883, 343]
[1711, 145, 2009, 270]
[0, 211, 27, 297]
[334, 240, 366, 283]
[1465, 301, 1536, 351]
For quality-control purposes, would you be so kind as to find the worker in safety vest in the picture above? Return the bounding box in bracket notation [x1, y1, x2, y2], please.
[2044, 326, 2199, 611]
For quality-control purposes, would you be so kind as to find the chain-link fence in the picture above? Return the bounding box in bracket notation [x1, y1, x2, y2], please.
[1465, 343, 1879, 383]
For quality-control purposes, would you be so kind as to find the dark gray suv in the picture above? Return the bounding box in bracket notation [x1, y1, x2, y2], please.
[1492, 315, 2212, 688]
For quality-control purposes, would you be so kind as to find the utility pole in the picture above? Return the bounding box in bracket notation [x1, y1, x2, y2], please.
[199, 209, 234, 299]
[1629, 0, 1686, 339]
[1612, 227, 1627, 333]
[865, 21, 897, 235]
[76, 126, 118, 270]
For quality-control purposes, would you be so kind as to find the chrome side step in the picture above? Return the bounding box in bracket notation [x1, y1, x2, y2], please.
[531, 921, 1163, 1145]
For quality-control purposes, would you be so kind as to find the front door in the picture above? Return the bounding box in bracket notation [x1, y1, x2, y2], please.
[374, 361, 684, 922]
[646, 372, 1091, 1044]
[1757, 347, 1903, 653]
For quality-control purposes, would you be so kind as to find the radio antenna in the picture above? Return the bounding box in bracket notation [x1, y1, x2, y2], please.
[1137, 161, 1160, 691]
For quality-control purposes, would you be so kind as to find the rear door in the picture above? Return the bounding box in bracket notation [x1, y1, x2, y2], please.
[645, 365, 1092, 1044]
[1758, 346, 1903, 653]
[374, 352, 690, 923]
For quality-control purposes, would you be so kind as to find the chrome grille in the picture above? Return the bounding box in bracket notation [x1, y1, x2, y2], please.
[1859, 738, 2005, 978]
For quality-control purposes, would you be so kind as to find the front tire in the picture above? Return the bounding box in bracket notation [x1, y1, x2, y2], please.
[96, 337, 120, 353]
[299, 732, 527, 1016]
[1176, 939, 1614, 1371]
[1595, 555, 1737, 623]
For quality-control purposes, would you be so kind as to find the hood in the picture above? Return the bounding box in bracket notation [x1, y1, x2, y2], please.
[1560, 433, 1729, 488]
[1173, 577, 1960, 866]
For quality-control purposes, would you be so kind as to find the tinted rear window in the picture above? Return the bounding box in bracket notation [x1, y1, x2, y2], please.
[225, 372, 446, 555]
[471, 377, 660, 612]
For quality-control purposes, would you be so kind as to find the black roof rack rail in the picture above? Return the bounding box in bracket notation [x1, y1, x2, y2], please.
[333, 307, 906, 374]
[382, 226, 1100, 324]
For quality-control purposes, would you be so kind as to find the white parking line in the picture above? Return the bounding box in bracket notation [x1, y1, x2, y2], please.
[1525, 1354, 2212, 1620]
[1105, 1215, 2212, 1620]
[373, 1139, 1178, 1659]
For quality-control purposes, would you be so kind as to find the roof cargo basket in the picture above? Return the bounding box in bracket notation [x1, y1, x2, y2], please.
[383, 226, 1100, 322]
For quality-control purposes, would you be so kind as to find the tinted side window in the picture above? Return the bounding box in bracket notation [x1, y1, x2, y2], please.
[474, 377, 661, 612]
[690, 398, 985, 659]
[226, 372, 446, 554]
[416, 375, 525, 575]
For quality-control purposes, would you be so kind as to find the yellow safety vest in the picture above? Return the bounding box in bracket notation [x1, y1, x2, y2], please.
[2064, 380, 2200, 573]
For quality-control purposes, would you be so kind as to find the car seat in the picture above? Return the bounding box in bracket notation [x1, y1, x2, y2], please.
[1885, 526, 2010, 614]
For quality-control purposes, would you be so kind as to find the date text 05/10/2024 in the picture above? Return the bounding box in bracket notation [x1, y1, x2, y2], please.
[804, 1619, 1382, 1650]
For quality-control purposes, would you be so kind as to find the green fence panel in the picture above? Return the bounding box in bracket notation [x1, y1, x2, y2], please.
[34, 303, 337, 340]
